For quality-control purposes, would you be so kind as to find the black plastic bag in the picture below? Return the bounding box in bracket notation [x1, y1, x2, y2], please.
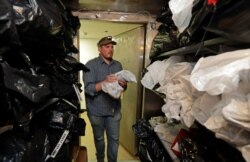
[133, 119, 171, 162]
[205, 0, 250, 43]
[0, 0, 21, 46]
[138, 140, 153, 162]
[132, 119, 154, 139]
[54, 55, 89, 74]
[13, 0, 63, 34]
[177, 0, 214, 46]
[0, 62, 51, 103]
[0, 129, 49, 162]
[156, 1, 173, 25]
[149, 24, 179, 59]
[48, 110, 86, 136]
[9, 0, 80, 56]
[179, 137, 203, 162]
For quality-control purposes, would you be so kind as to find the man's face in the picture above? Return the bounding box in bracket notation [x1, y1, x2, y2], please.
[98, 43, 114, 60]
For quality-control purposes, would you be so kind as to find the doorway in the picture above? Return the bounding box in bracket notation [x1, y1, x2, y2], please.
[78, 18, 146, 160]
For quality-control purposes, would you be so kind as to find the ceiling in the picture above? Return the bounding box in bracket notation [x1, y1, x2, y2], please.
[79, 19, 143, 39]
[63, 0, 165, 15]
[63, 0, 164, 39]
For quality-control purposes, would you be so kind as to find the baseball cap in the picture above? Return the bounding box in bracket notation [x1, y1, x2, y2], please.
[97, 36, 117, 47]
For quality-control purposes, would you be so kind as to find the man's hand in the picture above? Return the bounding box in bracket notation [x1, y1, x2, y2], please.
[105, 74, 117, 82]
[118, 80, 127, 90]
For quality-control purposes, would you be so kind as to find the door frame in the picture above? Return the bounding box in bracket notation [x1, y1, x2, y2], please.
[75, 11, 160, 155]
[74, 10, 160, 113]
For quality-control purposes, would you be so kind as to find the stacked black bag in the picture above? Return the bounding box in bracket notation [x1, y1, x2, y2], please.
[149, 0, 250, 61]
[0, 0, 88, 161]
[132, 119, 172, 162]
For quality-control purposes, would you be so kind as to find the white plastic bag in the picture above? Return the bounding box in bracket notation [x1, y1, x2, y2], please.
[141, 56, 183, 89]
[222, 93, 250, 131]
[190, 48, 250, 95]
[238, 145, 250, 162]
[115, 70, 137, 83]
[156, 62, 195, 127]
[101, 70, 137, 98]
[169, 0, 194, 33]
[161, 99, 181, 123]
[101, 81, 124, 99]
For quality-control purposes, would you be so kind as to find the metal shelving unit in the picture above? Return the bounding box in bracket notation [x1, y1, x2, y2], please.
[155, 37, 231, 58]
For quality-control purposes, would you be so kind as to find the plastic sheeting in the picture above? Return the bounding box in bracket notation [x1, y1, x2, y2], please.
[141, 56, 183, 90]
[102, 70, 137, 98]
[192, 91, 250, 162]
[169, 0, 194, 33]
[190, 48, 250, 95]
[156, 62, 195, 127]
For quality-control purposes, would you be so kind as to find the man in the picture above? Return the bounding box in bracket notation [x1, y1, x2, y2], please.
[83, 36, 127, 162]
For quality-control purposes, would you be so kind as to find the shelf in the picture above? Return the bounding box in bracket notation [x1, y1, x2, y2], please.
[151, 89, 165, 99]
[156, 37, 231, 58]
